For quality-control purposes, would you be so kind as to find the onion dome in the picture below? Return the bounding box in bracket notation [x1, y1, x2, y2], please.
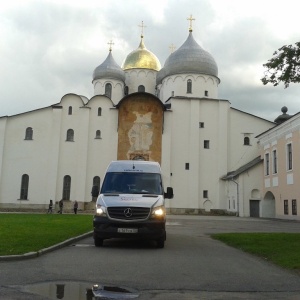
[274, 106, 292, 124]
[93, 50, 125, 82]
[122, 36, 161, 71]
[157, 31, 218, 83]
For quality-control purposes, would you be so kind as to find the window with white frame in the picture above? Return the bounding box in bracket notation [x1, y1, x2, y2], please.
[287, 143, 293, 170]
[265, 153, 270, 175]
[272, 149, 277, 174]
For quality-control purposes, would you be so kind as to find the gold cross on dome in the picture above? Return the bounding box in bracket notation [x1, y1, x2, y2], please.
[187, 14, 195, 32]
[169, 43, 176, 53]
[138, 21, 147, 37]
[107, 40, 114, 52]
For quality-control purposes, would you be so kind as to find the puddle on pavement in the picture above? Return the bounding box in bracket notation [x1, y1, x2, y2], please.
[24, 282, 139, 299]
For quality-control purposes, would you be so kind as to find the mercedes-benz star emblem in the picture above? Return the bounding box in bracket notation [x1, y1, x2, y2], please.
[124, 208, 133, 218]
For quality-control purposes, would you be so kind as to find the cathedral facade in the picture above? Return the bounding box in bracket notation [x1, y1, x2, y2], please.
[0, 26, 275, 215]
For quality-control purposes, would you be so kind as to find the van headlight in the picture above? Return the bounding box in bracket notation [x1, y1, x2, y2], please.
[151, 206, 165, 218]
[96, 205, 107, 217]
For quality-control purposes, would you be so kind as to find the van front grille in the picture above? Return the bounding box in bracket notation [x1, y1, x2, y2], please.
[107, 207, 150, 220]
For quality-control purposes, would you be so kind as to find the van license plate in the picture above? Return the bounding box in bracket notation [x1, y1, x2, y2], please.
[117, 228, 138, 233]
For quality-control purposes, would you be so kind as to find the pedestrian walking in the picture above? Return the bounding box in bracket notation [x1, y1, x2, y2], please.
[47, 199, 53, 214]
[58, 199, 63, 214]
[74, 200, 78, 214]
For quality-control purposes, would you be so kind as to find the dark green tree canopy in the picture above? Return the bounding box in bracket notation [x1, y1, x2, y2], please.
[261, 42, 300, 88]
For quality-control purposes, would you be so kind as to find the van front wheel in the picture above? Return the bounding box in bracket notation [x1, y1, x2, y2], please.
[94, 237, 103, 247]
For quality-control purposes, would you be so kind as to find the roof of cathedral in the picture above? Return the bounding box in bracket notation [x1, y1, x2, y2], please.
[121, 36, 161, 71]
[93, 50, 125, 82]
[157, 31, 218, 84]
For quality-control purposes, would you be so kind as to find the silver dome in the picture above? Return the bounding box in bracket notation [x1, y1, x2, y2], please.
[157, 32, 218, 83]
[93, 51, 125, 82]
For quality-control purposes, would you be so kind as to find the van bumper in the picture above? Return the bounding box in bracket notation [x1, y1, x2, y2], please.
[93, 216, 166, 240]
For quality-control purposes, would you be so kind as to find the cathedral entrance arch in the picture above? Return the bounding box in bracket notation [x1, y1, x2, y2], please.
[261, 191, 276, 218]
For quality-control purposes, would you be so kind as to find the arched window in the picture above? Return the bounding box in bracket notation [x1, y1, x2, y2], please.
[20, 174, 29, 200]
[62, 175, 71, 200]
[98, 107, 102, 116]
[138, 85, 145, 92]
[105, 83, 112, 98]
[95, 130, 101, 139]
[25, 127, 33, 140]
[68, 106, 72, 115]
[244, 137, 250, 145]
[93, 176, 101, 190]
[187, 79, 192, 93]
[66, 129, 74, 141]
[124, 86, 129, 95]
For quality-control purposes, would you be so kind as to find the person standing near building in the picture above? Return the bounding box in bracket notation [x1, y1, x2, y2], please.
[47, 200, 53, 214]
[58, 199, 63, 214]
[74, 200, 78, 214]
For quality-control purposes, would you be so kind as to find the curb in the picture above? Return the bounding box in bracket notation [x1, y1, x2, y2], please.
[0, 231, 93, 262]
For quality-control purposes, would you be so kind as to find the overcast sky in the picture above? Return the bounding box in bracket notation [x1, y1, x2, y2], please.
[1, 0, 299, 121]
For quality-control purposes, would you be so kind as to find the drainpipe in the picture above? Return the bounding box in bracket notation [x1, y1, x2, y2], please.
[230, 177, 239, 217]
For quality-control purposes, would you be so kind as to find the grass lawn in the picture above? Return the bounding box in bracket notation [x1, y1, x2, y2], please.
[212, 233, 300, 271]
[0, 213, 93, 256]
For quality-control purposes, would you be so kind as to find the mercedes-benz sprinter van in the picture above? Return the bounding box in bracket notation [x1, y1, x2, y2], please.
[92, 160, 173, 248]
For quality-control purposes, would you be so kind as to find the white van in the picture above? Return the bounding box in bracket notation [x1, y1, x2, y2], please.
[92, 160, 174, 248]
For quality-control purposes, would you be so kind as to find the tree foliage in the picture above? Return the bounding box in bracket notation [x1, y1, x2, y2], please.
[261, 42, 300, 88]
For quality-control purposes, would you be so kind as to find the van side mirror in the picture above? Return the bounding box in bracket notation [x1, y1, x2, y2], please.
[91, 185, 99, 197]
[165, 187, 174, 199]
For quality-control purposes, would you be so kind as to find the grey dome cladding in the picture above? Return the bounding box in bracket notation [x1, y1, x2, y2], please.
[157, 32, 218, 84]
[93, 51, 125, 82]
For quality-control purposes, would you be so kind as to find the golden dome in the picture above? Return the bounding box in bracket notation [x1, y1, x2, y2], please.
[122, 37, 161, 71]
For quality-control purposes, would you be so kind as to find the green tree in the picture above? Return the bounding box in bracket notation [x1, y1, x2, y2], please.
[261, 42, 300, 88]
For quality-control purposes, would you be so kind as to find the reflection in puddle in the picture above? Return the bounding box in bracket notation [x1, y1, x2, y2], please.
[24, 282, 139, 299]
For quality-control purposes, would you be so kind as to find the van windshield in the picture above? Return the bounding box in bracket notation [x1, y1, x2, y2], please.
[101, 172, 163, 195]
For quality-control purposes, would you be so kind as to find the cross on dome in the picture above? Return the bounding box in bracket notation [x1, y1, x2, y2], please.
[138, 21, 147, 38]
[169, 43, 176, 53]
[107, 40, 114, 52]
[187, 14, 195, 32]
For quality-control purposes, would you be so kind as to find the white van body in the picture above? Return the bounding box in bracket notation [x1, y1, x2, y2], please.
[93, 160, 173, 248]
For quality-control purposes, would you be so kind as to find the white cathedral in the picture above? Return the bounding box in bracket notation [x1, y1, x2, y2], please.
[0, 22, 275, 216]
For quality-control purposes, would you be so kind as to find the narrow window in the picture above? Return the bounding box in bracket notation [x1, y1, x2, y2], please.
[199, 122, 204, 128]
[98, 107, 102, 116]
[138, 85, 145, 92]
[292, 199, 297, 215]
[187, 79, 192, 93]
[185, 163, 189, 170]
[272, 150, 277, 174]
[62, 175, 71, 200]
[287, 143, 292, 170]
[66, 129, 74, 142]
[203, 190, 208, 198]
[95, 130, 101, 139]
[284, 200, 288, 215]
[204, 140, 210, 149]
[20, 174, 29, 200]
[265, 153, 270, 175]
[171, 91, 174, 96]
[204, 90, 208, 97]
[93, 176, 101, 190]
[244, 137, 250, 145]
[68, 106, 72, 115]
[105, 83, 112, 98]
[124, 86, 129, 95]
[25, 127, 33, 140]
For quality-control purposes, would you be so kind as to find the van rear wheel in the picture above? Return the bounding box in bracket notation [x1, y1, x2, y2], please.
[156, 238, 165, 248]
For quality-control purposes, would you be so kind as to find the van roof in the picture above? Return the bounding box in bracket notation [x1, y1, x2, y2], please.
[106, 160, 161, 173]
